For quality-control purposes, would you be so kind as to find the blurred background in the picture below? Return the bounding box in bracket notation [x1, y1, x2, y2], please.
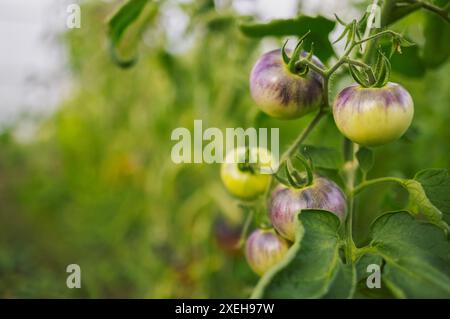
[0, 0, 449, 298]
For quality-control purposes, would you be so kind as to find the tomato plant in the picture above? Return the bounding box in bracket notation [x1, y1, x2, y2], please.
[224, 0, 450, 298]
[103, 0, 450, 298]
[3, 0, 450, 300]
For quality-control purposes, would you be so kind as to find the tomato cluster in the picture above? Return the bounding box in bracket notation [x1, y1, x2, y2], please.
[220, 44, 414, 276]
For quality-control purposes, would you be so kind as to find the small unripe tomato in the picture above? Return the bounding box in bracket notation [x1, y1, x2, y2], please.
[213, 216, 242, 256]
[220, 147, 274, 200]
[250, 49, 325, 119]
[333, 82, 414, 147]
[245, 228, 289, 276]
[269, 176, 347, 241]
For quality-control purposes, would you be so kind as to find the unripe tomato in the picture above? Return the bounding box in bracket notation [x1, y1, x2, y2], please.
[220, 147, 274, 200]
[269, 176, 347, 241]
[213, 216, 242, 256]
[245, 228, 289, 276]
[250, 49, 325, 119]
[333, 82, 414, 147]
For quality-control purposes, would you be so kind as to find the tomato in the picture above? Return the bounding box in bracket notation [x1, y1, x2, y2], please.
[269, 176, 347, 241]
[245, 228, 289, 276]
[250, 49, 324, 119]
[213, 216, 242, 256]
[220, 147, 274, 200]
[333, 82, 414, 147]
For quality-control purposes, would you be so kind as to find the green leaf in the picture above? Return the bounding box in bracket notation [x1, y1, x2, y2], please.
[414, 169, 450, 226]
[405, 179, 445, 227]
[239, 16, 336, 62]
[107, 0, 153, 68]
[423, 12, 450, 69]
[323, 263, 356, 299]
[355, 253, 383, 283]
[368, 212, 450, 298]
[353, 253, 395, 299]
[251, 210, 355, 298]
[356, 147, 374, 176]
[403, 169, 450, 231]
[299, 145, 343, 170]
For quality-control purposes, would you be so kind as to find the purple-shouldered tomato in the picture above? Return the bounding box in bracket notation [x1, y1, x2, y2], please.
[245, 228, 289, 276]
[250, 49, 325, 119]
[333, 82, 414, 147]
[269, 176, 347, 241]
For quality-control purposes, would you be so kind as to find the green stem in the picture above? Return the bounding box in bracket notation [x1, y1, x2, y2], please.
[343, 141, 358, 263]
[407, 0, 450, 24]
[280, 109, 327, 164]
[237, 206, 255, 247]
[296, 58, 327, 77]
[344, 57, 371, 69]
[263, 109, 327, 204]
[354, 30, 401, 46]
[352, 176, 405, 196]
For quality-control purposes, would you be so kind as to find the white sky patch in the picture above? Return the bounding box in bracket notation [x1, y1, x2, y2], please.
[0, 0, 71, 131]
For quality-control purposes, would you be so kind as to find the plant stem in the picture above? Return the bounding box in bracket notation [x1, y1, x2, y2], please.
[280, 110, 327, 164]
[407, 0, 450, 24]
[296, 59, 327, 77]
[263, 108, 327, 203]
[354, 30, 401, 46]
[237, 206, 255, 247]
[343, 140, 357, 263]
[352, 176, 405, 196]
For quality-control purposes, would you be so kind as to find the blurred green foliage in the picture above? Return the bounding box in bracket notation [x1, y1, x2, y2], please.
[0, 0, 449, 298]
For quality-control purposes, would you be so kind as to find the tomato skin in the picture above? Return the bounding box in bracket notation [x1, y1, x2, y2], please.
[269, 176, 347, 241]
[245, 229, 289, 276]
[333, 82, 414, 147]
[220, 147, 273, 200]
[250, 49, 324, 119]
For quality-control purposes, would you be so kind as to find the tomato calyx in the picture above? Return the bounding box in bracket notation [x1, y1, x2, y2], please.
[236, 147, 260, 175]
[275, 154, 314, 189]
[281, 31, 314, 77]
[349, 48, 392, 88]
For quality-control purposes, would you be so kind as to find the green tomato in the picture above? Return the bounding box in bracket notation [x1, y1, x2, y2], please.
[333, 82, 414, 147]
[220, 147, 274, 199]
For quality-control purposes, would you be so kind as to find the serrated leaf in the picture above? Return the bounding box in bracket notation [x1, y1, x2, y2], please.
[369, 212, 450, 298]
[251, 210, 354, 298]
[239, 16, 336, 62]
[356, 147, 374, 175]
[299, 145, 343, 170]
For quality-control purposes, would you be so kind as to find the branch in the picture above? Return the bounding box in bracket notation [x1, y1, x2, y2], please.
[409, 0, 450, 24]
